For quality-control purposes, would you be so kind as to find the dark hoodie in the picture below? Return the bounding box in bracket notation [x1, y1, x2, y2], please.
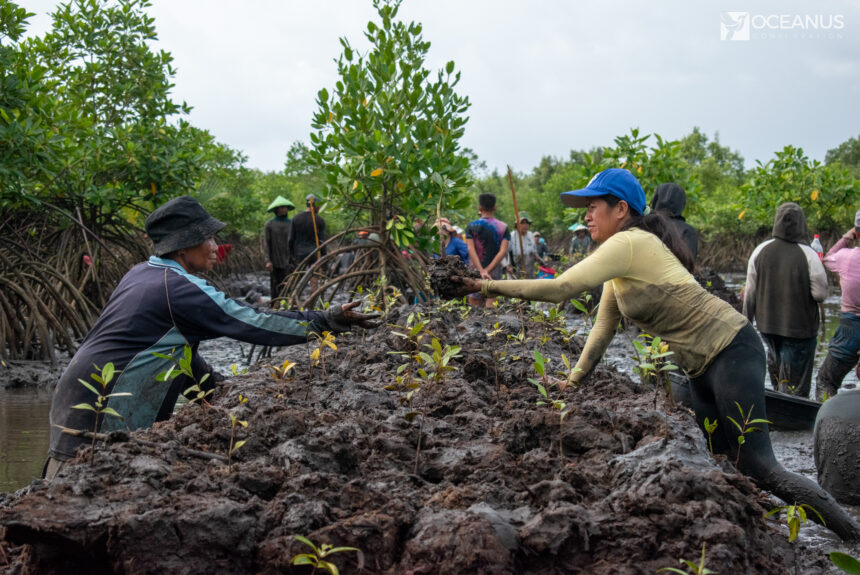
[651, 183, 698, 260]
[742, 202, 828, 338]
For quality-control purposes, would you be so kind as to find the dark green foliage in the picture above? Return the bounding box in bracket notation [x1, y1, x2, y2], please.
[308, 0, 473, 251]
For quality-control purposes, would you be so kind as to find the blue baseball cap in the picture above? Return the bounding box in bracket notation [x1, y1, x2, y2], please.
[560, 168, 646, 215]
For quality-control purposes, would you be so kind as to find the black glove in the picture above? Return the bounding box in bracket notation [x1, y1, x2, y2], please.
[323, 301, 382, 331]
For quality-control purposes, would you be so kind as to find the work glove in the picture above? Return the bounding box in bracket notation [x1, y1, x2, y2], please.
[324, 301, 381, 331]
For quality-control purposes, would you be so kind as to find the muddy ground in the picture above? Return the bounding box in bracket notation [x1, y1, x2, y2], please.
[0, 301, 835, 574]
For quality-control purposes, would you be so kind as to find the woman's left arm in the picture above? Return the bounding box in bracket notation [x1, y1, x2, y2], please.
[569, 281, 621, 385]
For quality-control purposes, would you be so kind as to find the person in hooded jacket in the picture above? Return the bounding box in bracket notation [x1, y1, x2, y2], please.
[743, 202, 827, 397]
[650, 183, 698, 262]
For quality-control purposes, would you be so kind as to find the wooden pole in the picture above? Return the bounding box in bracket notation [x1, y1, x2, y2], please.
[309, 197, 321, 261]
[507, 166, 526, 277]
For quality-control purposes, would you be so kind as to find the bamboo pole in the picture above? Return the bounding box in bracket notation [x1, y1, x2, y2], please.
[309, 197, 321, 261]
[507, 166, 526, 277]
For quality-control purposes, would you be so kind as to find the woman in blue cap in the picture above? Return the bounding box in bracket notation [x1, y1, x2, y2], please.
[452, 168, 860, 540]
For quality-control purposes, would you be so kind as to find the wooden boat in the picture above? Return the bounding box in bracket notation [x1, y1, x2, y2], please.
[669, 374, 821, 431]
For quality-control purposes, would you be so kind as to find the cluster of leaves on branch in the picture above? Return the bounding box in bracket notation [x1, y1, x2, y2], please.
[1, 0, 246, 231]
[307, 0, 473, 252]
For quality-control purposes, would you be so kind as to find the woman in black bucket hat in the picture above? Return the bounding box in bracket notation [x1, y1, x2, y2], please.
[44, 196, 379, 479]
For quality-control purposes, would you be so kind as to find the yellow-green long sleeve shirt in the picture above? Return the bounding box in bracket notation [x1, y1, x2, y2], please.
[482, 228, 747, 381]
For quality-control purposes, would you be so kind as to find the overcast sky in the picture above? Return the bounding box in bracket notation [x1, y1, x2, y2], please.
[19, 0, 860, 175]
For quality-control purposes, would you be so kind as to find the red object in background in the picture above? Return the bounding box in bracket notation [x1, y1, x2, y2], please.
[537, 265, 556, 279]
[216, 244, 232, 264]
[83, 255, 92, 267]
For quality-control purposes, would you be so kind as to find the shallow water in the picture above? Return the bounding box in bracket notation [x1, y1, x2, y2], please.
[0, 387, 53, 493]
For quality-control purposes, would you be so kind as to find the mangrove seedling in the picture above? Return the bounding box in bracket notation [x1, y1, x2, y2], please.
[388, 312, 433, 409]
[703, 417, 718, 455]
[657, 543, 714, 574]
[227, 393, 249, 466]
[830, 551, 860, 574]
[570, 292, 598, 334]
[486, 322, 507, 389]
[764, 502, 824, 543]
[71, 362, 131, 465]
[263, 358, 297, 398]
[631, 334, 678, 409]
[230, 363, 249, 376]
[416, 338, 461, 385]
[291, 535, 361, 575]
[311, 331, 338, 379]
[529, 349, 570, 459]
[506, 329, 526, 362]
[153, 345, 212, 405]
[726, 402, 772, 467]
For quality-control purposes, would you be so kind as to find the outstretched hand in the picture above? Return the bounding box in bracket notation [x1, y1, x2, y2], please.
[337, 301, 382, 329]
[449, 275, 482, 298]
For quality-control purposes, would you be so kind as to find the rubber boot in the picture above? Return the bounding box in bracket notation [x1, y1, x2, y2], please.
[816, 354, 856, 402]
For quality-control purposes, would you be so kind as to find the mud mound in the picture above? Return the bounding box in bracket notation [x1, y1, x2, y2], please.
[1, 303, 796, 574]
[429, 256, 480, 300]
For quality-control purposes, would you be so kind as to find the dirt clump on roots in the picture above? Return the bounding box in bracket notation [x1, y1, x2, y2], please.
[1, 302, 801, 574]
[429, 256, 480, 300]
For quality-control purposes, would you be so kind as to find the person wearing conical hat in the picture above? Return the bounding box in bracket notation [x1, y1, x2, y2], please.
[568, 222, 592, 260]
[264, 195, 296, 301]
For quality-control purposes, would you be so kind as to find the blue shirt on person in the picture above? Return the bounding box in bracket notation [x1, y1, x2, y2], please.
[445, 236, 470, 265]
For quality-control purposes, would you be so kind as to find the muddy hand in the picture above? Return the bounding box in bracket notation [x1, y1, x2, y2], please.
[450, 275, 482, 298]
[339, 301, 381, 329]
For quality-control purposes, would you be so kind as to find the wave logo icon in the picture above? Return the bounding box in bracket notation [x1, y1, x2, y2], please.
[721, 11, 750, 41]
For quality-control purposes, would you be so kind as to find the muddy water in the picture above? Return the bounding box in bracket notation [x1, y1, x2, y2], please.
[0, 387, 53, 493]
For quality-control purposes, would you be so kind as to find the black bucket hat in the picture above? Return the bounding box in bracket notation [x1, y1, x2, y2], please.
[145, 196, 226, 257]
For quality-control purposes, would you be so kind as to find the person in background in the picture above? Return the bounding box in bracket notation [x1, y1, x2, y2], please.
[437, 218, 469, 265]
[335, 230, 372, 276]
[465, 193, 510, 307]
[508, 215, 539, 279]
[743, 202, 827, 398]
[45, 196, 379, 480]
[816, 210, 860, 400]
[534, 231, 549, 260]
[650, 183, 698, 262]
[289, 194, 327, 292]
[568, 223, 592, 260]
[447, 168, 860, 541]
[263, 195, 295, 302]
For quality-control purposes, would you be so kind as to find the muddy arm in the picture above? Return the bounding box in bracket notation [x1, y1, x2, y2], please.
[570, 281, 620, 384]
